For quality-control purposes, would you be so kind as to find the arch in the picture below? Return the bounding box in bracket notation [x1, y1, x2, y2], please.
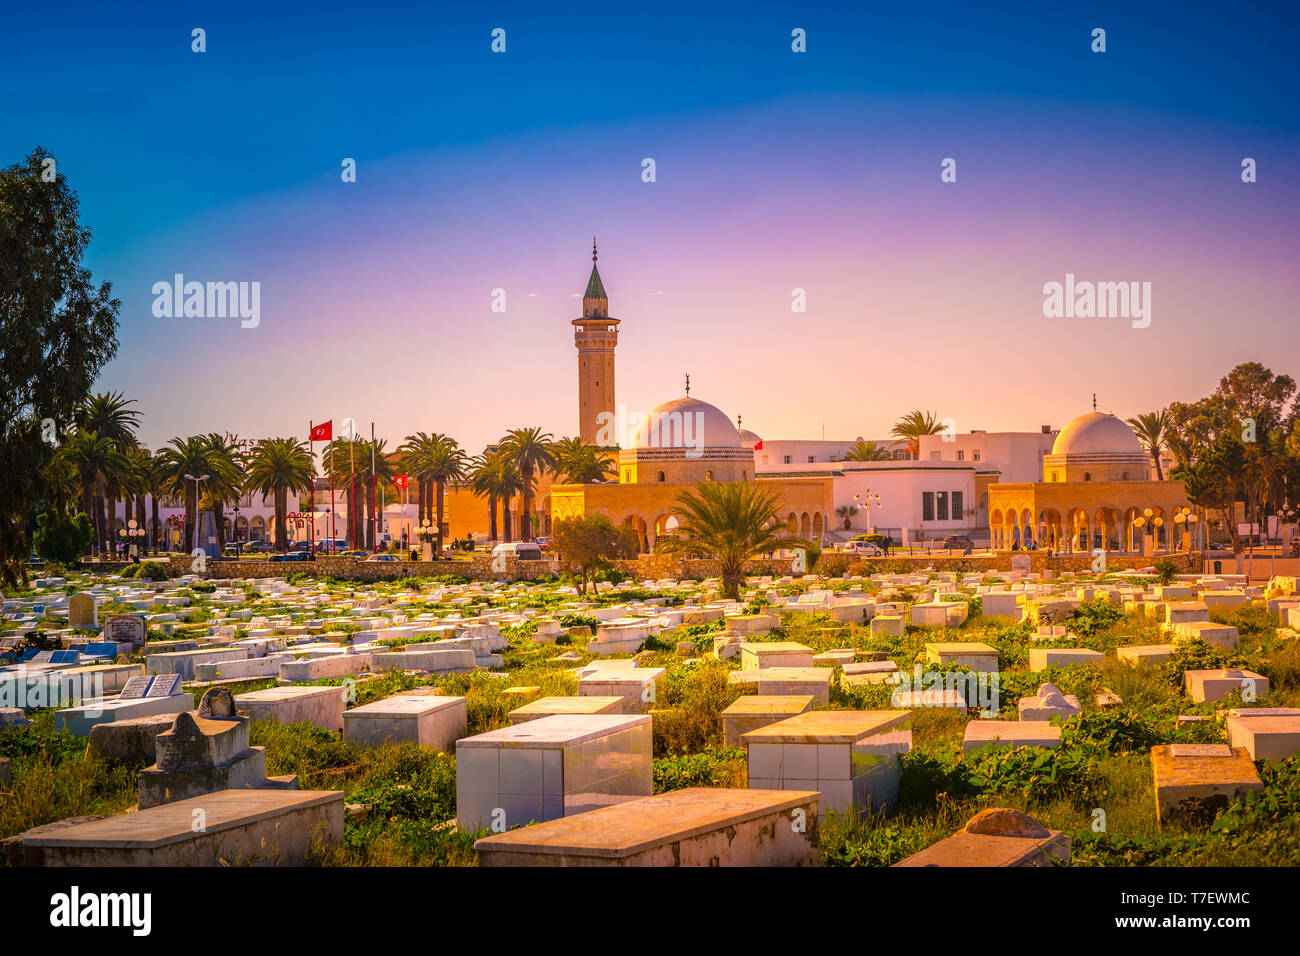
[622, 514, 649, 553]
[250, 515, 267, 541]
[787, 512, 798, 535]
[799, 513, 812, 537]
[656, 471, 665, 482]
[813, 512, 824, 536]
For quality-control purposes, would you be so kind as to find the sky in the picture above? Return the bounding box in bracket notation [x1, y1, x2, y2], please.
[3, 0, 1297, 454]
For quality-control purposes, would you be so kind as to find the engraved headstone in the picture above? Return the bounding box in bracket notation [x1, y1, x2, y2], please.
[104, 614, 146, 647]
[146, 674, 183, 698]
[119, 675, 153, 700]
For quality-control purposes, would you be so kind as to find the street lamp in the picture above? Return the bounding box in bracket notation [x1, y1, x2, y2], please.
[1173, 506, 1198, 552]
[183, 473, 209, 553]
[853, 489, 882, 536]
[417, 519, 437, 561]
[232, 506, 242, 558]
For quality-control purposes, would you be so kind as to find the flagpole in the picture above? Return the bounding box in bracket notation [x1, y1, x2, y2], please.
[371, 422, 377, 550]
[309, 420, 314, 552]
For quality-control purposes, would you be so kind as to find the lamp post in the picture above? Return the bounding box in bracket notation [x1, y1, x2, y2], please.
[854, 489, 882, 536]
[232, 506, 242, 559]
[1172, 506, 1198, 553]
[417, 519, 437, 561]
[183, 473, 209, 554]
[1133, 508, 1164, 557]
[119, 519, 145, 559]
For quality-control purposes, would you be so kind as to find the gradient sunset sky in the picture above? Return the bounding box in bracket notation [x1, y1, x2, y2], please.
[4, 1, 1297, 454]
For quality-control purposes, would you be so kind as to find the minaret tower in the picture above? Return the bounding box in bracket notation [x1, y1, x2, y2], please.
[573, 237, 620, 445]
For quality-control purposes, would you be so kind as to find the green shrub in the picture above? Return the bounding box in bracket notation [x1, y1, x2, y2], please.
[32, 512, 92, 565]
[652, 746, 747, 792]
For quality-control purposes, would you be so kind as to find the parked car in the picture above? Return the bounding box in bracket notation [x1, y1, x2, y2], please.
[338, 550, 369, 559]
[844, 540, 884, 556]
[491, 542, 544, 561]
[942, 535, 974, 551]
[534, 535, 552, 551]
[246, 540, 273, 553]
[315, 539, 348, 553]
[365, 553, 399, 562]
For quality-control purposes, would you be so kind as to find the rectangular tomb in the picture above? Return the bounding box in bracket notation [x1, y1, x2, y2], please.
[720, 695, 815, 747]
[343, 694, 466, 751]
[508, 695, 624, 724]
[1151, 744, 1263, 827]
[20, 789, 343, 866]
[743, 710, 911, 813]
[475, 787, 819, 867]
[456, 713, 652, 832]
[235, 684, 347, 732]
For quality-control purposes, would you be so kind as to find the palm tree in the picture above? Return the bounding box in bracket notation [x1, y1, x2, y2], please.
[54, 429, 123, 557]
[469, 451, 524, 543]
[1127, 409, 1170, 481]
[77, 392, 140, 553]
[425, 437, 469, 551]
[658, 481, 800, 600]
[356, 439, 397, 550]
[121, 447, 154, 554]
[324, 437, 368, 550]
[200, 434, 242, 550]
[890, 410, 945, 459]
[158, 436, 216, 553]
[144, 453, 170, 552]
[244, 438, 313, 552]
[553, 436, 616, 483]
[498, 427, 555, 541]
[835, 504, 859, 530]
[400, 432, 447, 528]
[844, 439, 892, 462]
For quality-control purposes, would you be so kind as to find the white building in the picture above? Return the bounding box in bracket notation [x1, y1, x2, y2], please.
[915, 428, 1058, 484]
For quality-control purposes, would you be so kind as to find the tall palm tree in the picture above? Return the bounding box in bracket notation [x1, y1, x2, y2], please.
[324, 437, 368, 550]
[158, 436, 215, 553]
[469, 451, 523, 543]
[1127, 409, 1170, 481]
[145, 453, 170, 552]
[890, 410, 945, 460]
[244, 438, 314, 552]
[400, 432, 447, 528]
[498, 427, 555, 541]
[424, 437, 469, 551]
[658, 481, 799, 600]
[121, 447, 153, 554]
[844, 439, 893, 462]
[77, 392, 140, 553]
[200, 434, 242, 549]
[54, 429, 123, 557]
[355, 439, 397, 550]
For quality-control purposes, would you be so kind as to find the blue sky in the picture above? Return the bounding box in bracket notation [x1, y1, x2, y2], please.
[3, 0, 1297, 450]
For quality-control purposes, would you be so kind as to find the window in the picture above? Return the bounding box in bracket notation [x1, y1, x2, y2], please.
[952, 491, 964, 518]
[783, 455, 791, 464]
[957, 450, 965, 461]
[936, 492, 949, 521]
[705, 470, 713, 481]
[973, 450, 981, 461]
[657, 471, 665, 482]
[1084, 472, 1091, 481]
[922, 492, 935, 522]
[807, 455, 815, 464]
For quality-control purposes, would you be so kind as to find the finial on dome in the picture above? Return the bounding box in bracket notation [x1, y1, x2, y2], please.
[592, 236, 597, 262]
[685, 373, 690, 396]
[736, 413, 742, 429]
[1092, 393, 1097, 412]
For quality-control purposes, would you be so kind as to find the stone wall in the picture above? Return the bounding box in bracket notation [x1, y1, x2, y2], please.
[75, 548, 1202, 584]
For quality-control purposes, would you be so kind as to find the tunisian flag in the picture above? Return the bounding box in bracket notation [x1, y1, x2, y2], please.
[753, 439, 763, 450]
[393, 474, 409, 489]
[309, 421, 332, 442]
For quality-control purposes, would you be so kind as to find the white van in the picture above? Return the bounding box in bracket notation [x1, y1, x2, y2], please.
[490, 542, 544, 561]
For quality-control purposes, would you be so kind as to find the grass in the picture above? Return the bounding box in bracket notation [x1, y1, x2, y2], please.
[4, 570, 1299, 866]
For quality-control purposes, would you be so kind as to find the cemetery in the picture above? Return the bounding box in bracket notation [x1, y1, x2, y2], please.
[1, 564, 1299, 868]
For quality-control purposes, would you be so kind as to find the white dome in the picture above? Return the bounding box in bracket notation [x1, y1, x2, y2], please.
[631, 396, 741, 450]
[1051, 412, 1143, 456]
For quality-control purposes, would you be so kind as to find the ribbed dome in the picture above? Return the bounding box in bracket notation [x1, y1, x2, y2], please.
[738, 428, 761, 447]
[632, 396, 741, 450]
[1051, 412, 1143, 456]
